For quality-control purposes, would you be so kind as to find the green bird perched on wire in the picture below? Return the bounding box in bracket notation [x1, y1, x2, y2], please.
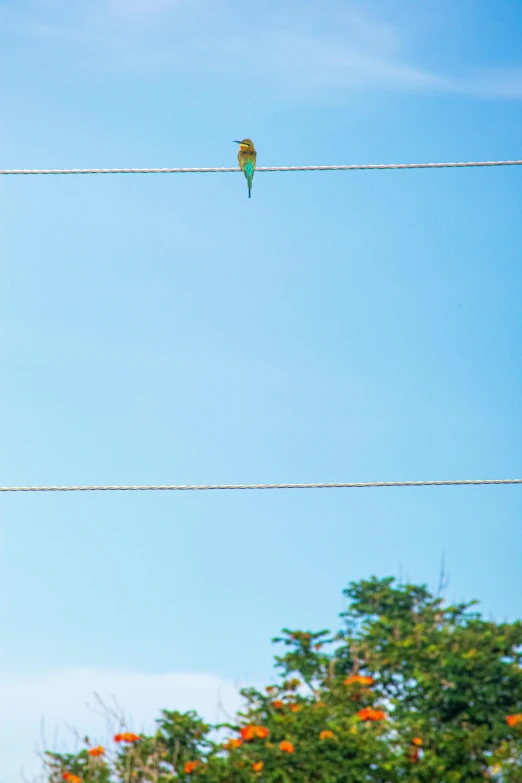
[234, 138, 257, 198]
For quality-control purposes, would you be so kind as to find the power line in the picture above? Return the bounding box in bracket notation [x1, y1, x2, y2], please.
[1, 160, 520, 497]
[1, 478, 521, 492]
[1, 160, 522, 176]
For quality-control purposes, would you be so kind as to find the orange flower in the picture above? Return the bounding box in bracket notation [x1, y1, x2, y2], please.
[240, 725, 269, 741]
[266, 686, 276, 693]
[63, 775, 81, 783]
[289, 703, 302, 713]
[344, 675, 374, 686]
[255, 726, 269, 739]
[319, 730, 335, 741]
[506, 714, 522, 727]
[252, 762, 264, 772]
[223, 738, 243, 750]
[279, 740, 295, 753]
[87, 746, 105, 757]
[314, 643, 323, 651]
[412, 737, 423, 746]
[357, 708, 386, 722]
[184, 761, 201, 774]
[114, 732, 140, 743]
[240, 726, 255, 741]
[273, 700, 284, 709]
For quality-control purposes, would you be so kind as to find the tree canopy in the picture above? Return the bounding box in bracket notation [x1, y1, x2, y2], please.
[44, 577, 522, 783]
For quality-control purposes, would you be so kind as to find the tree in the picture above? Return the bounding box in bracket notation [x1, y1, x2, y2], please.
[42, 577, 522, 783]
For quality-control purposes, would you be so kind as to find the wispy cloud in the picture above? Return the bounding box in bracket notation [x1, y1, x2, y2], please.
[455, 67, 522, 99]
[0, 667, 246, 783]
[231, 29, 452, 93]
[1, 0, 521, 99]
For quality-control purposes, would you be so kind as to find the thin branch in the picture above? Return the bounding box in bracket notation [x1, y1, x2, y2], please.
[216, 694, 236, 724]
[39, 716, 49, 755]
[172, 737, 180, 771]
[436, 552, 449, 598]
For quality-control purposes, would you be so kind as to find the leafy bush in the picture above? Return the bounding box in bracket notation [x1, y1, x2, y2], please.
[43, 577, 522, 783]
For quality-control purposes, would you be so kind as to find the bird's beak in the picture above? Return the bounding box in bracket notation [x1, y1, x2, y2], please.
[233, 140, 241, 144]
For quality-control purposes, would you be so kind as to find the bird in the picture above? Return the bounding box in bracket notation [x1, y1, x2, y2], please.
[234, 138, 257, 198]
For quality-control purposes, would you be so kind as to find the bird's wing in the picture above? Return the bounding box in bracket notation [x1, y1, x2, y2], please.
[243, 159, 255, 178]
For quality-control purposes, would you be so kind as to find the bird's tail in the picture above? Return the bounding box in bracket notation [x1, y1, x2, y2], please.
[247, 174, 252, 198]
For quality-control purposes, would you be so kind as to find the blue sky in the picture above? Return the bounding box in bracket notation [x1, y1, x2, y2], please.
[0, 0, 521, 779]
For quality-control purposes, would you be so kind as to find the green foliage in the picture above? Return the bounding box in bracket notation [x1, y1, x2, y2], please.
[42, 577, 522, 783]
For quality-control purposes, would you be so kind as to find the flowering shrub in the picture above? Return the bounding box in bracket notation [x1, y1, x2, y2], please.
[42, 577, 522, 783]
